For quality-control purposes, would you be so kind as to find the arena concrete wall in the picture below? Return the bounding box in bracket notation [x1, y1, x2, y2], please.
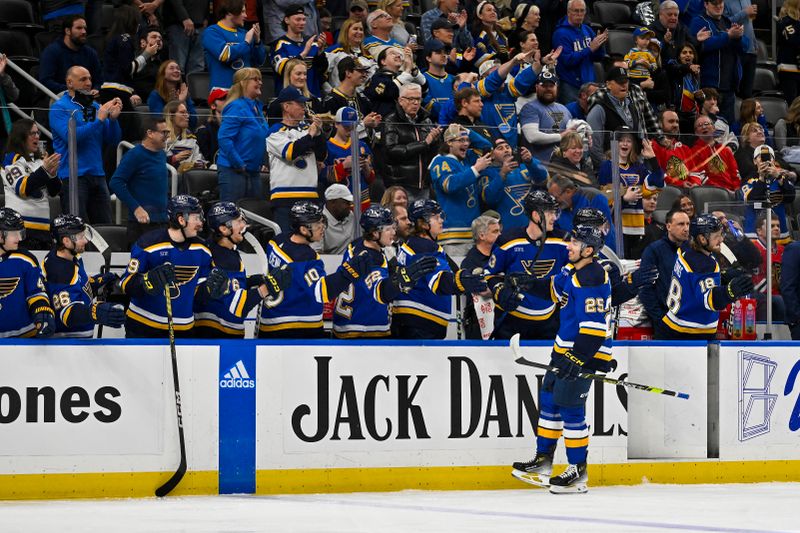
[0, 340, 799, 500]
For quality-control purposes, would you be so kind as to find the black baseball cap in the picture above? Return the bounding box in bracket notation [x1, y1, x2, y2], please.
[606, 66, 629, 82]
[431, 18, 458, 32]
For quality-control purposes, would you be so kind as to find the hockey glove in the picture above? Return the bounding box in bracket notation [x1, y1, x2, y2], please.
[584, 357, 618, 374]
[206, 267, 230, 299]
[552, 350, 588, 381]
[92, 272, 120, 292]
[143, 263, 175, 295]
[721, 267, 744, 286]
[727, 275, 754, 299]
[338, 252, 373, 283]
[454, 268, 488, 294]
[393, 256, 438, 293]
[628, 266, 659, 290]
[33, 309, 55, 337]
[46, 176, 62, 197]
[505, 272, 538, 292]
[493, 283, 523, 312]
[92, 302, 126, 327]
[261, 264, 292, 299]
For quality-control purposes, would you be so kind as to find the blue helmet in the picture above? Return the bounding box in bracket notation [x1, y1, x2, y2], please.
[290, 201, 325, 233]
[408, 199, 443, 224]
[51, 214, 86, 241]
[690, 213, 723, 238]
[167, 195, 203, 228]
[570, 224, 605, 251]
[523, 189, 559, 219]
[574, 207, 607, 228]
[207, 202, 244, 236]
[360, 205, 394, 234]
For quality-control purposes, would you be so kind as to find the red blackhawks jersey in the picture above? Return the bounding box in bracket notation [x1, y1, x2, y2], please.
[651, 140, 699, 188]
[751, 238, 783, 295]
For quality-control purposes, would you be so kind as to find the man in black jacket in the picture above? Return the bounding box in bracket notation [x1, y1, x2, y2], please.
[650, 0, 694, 64]
[364, 46, 428, 119]
[383, 83, 442, 202]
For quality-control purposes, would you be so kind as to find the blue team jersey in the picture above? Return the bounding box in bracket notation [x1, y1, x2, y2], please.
[393, 236, 454, 335]
[0, 250, 51, 338]
[663, 247, 723, 336]
[120, 229, 213, 333]
[422, 70, 455, 122]
[518, 99, 573, 161]
[598, 159, 664, 236]
[261, 233, 326, 336]
[201, 22, 267, 90]
[487, 227, 570, 322]
[429, 153, 483, 246]
[549, 262, 613, 365]
[476, 66, 538, 148]
[741, 177, 794, 244]
[481, 159, 547, 229]
[324, 137, 374, 212]
[271, 36, 324, 96]
[332, 239, 392, 338]
[43, 251, 95, 338]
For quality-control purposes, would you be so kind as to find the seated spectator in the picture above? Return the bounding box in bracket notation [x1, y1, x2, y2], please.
[314, 184, 356, 254]
[684, 114, 740, 191]
[452, 86, 494, 153]
[196, 88, 227, 166]
[638, 189, 665, 253]
[1, 120, 62, 249]
[519, 70, 573, 163]
[383, 83, 442, 202]
[651, 0, 693, 65]
[430, 124, 493, 256]
[564, 82, 598, 121]
[325, 19, 371, 92]
[322, 106, 376, 212]
[218, 68, 270, 203]
[148, 60, 198, 130]
[777, 1, 800, 105]
[552, 0, 606, 105]
[461, 214, 501, 339]
[364, 47, 427, 119]
[732, 99, 774, 147]
[203, 0, 266, 90]
[652, 109, 697, 188]
[665, 43, 702, 135]
[482, 139, 547, 229]
[511, 30, 561, 80]
[39, 15, 102, 95]
[776, 96, 800, 151]
[751, 210, 786, 322]
[549, 131, 597, 187]
[49, 67, 121, 224]
[421, 39, 455, 124]
[381, 186, 409, 209]
[421, 0, 472, 51]
[267, 58, 325, 126]
[736, 123, 797, 182]
[363, 9, 403, 61]
[642, 39, 670, 110]
[271, 5, 328, 97]
[598, 126, 665, 259]
[548, 174, 617, 251]
[432, 19, 478, 76]
[109, 116, 170, 246]
[672, 192, 696, 218]
[267, 87, 328, 232]
[740, 144, 796, 244]
[473, 1, 509, 68]
[164, 100, 206, 174]
[379, 0, 412, 45]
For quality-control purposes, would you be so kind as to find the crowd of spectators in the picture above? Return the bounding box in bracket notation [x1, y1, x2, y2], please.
[1, 0, 800, 339]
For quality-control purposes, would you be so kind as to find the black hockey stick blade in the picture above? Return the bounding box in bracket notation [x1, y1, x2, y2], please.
[509, 334, 690, 400]
[156, 283, 188, 497]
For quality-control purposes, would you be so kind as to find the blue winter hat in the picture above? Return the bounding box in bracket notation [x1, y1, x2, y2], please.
[275, 86, 308, 104]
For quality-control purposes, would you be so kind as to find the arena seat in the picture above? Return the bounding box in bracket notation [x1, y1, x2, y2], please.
[754, 68, 777, 93]
[593, 61, 606, 83]
[183, 169, 219, 198]
[689, 186, 734, 214]
[605, 29, 634, 57]
[758, 97, 789, 127]
[187, 71, 210, 108]
[656, 185, 682, 211]
[0, 0, 35, 24]
[593, 2, 631, 27]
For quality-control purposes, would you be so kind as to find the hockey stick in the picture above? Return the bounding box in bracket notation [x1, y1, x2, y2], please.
[243, 232, 268, 339]
[509, 334, 690, 400]
[155, 284, 187, 497]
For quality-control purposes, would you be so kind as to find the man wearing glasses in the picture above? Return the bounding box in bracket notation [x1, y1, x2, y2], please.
[110, 116, 171, 246]
[684, 114, 741, 191]
[552, 0, 607, 105]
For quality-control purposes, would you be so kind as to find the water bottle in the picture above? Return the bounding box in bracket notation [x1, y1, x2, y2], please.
[743, 297, 756, 340]
[727, 220, 744, 242]
[730, 300, 743, 339]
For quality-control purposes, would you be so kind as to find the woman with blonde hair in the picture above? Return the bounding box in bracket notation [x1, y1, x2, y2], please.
[147, 59, 198, 129]
[549, 131, 596, 186]
[217, 67, 269, 202]
[163, 100, 206, 173]
[325, 19, 373, 91]
[733, 98, 774, 146]
[266, 58, 324, 125]
[778, 0, 800, 104]
[380, 185, 409, 209]
[378, 0, 411, 45]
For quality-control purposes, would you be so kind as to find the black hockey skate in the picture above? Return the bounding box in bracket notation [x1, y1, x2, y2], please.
[549, 462, 588, 494]
[511, 453, 553, 487]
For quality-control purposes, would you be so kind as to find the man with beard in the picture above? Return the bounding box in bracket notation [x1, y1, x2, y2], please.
[651, 109, 698, 187]
[39, 15, 102, 94]
[685, 114, 740, 191]
[520, 70, 574, 162]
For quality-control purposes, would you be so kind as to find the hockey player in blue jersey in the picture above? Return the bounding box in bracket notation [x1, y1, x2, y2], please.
[194, 202, 292, 338]
[661, 213, 754, 340]
[485, 190, 569, 340]
[43, 215, 125, 338]
[120, 195, 230, 338]
[392, 199, 488, 339]
[260, 201, 373, 338]
[333, 206, 437, 338]
[510, 224, 613, 494]
[0, 207, 55, 337]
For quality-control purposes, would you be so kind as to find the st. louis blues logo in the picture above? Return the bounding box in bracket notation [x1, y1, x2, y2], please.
[168, 266, 199, 298]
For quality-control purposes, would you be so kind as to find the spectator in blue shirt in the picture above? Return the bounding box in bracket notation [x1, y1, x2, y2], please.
[202, 0, 267, 90]
[551, 0, 607, 105]
[39, 15, 102, 95]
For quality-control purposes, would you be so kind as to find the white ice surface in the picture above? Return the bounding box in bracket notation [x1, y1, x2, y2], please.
[1, 483, 798, 533]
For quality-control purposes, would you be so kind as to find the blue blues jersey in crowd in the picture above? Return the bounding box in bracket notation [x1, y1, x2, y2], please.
[741, 177, 795, 244]
[598, 158, 664, 236]
[271, 36, 325, 96]
[481, 159, 547, 229]
[332, 239, 392, 338]
[422, 70, 455, 123]
[486, 227, 569, 323]
[548, 261, 613, 366]
[120, 229, 213, 336]
[0, 249, 52, 338]
[323, 136, 374, 212]
[194, 242, 263, 338]
[43, 251, 96, 338]
[393, 236, 459, 338]
[429, 154, 483, 247]
[476, 65, 538, 148]
[663, 247, 730, 337]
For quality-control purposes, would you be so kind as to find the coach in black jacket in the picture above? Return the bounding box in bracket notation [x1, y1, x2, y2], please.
[382, 84, 442, 202]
